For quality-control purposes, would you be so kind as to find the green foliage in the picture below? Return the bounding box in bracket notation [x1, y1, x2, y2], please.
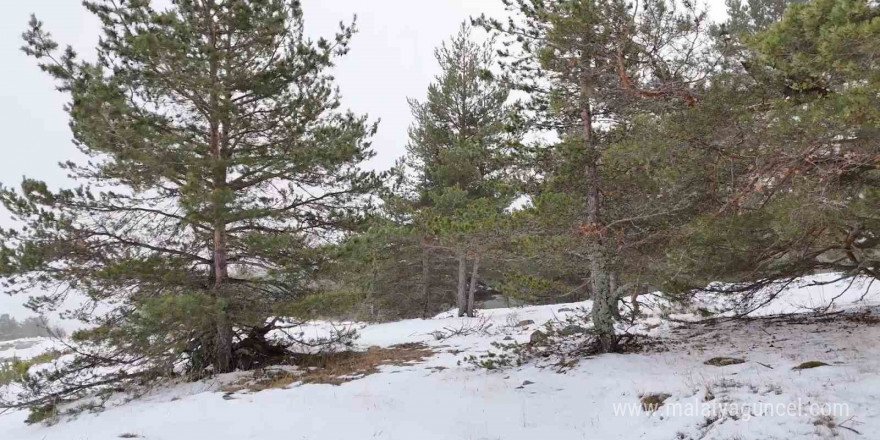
[792, 361, 829, 370]
[3, 0, 379, 408]
[664, 0, 880, 293]
[325, 24, 521, 320]
[402, 23, 518, 245]
[463, 343, 521, 370]
[0, 351, 61, 386]
[473, 0, 716, 333]
[465, 312, 601, 372]
[0, 358, 32, 386]
[24, 403, 57, 425]
[279, 290, 365, 321]
[3, 0, 877, 420]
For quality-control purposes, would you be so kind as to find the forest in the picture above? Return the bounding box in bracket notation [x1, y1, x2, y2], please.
[0, 0, 877, 438]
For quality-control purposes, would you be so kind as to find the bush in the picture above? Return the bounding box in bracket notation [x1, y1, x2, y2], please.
[0, 351, 62, 386]
[0, 358, 32, 386]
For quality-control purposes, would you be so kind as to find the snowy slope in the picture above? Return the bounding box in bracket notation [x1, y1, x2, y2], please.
[0, 338, 62, 362]
[1, 275, 879, 440]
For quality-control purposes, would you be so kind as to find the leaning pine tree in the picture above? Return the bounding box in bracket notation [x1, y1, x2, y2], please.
[665, 0, 880, 308]
[0, 0, 377, 412]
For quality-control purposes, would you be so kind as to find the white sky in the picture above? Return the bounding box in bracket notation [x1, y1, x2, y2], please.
[0, 0, 726, 324]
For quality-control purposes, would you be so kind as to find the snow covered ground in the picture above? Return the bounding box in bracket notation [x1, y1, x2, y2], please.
[0, 337, 61, 362]
[1, 274, 879, 439]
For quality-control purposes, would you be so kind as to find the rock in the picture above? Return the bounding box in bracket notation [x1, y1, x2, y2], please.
[515, 380, 535, 390]
[529, 330, 548, 345]
[503, 336, 514, 341]
[558, 308, 574, 313]
[558, 325, 587, 336]
[704, 357, 746, 367]
[516, 319, 535, 327]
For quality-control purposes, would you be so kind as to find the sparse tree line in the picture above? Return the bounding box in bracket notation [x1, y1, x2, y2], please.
[0, 0, 876, 416]
[0, 315, 64, 342]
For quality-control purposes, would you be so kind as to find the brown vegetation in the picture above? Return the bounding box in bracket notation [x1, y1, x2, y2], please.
[226, 343, 435, 392]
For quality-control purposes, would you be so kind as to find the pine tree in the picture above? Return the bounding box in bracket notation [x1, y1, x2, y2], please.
[400, 24, 516, 318]
[477, 0, 711, 351]
[665, 0, 880, 306]
[315, 26, 520, 321]
[0, 0, 376, 407]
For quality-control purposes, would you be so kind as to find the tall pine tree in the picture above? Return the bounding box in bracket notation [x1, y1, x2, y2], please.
[399, 24, 516, 317]
[478, 0, 711, 351]
[1, 0, 377, 407]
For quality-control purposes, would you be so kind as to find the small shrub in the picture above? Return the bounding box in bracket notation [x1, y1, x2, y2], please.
[0, 350, 62, 386]
[25, 403, 58, 425]
[695, 307, 714, 317]
[30, 350, 63, 365]
[640, 393, 671, 412]
[704, 357, 746, 367]
[464, 341, 521, 370]
[813, 414, 836, 429]
[467, 310, 649, 373]
[0, 358, 32, 385]
[793, 361, 829, 371]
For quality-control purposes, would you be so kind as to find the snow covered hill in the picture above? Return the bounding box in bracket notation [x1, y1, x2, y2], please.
[2, 274, 879, 440]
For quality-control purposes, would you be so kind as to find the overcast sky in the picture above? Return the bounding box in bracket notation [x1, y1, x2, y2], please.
[0, 0, 726, 325]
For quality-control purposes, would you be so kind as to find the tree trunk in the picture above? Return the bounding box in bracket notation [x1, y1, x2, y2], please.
[366, 249, 378, 320]
[211, 122, 233, 372]
[588, 251, 617, 352]
[420, 237, 431, 318]
[213, 226, 233, 373]
[582, 103, 617, 353]
[208, 18, 233, 372]
[631, 291, 641, 318]
[466, 254, 480, 317]
[609, 271, 621, 320]
[456, 244, 468, 317]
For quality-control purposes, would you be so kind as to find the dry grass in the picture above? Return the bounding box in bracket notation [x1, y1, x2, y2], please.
[229, 343, 435, 392]
[704, 357, 746, 367]
[640, 393, 672, 412]
[298, 343, 433, 385]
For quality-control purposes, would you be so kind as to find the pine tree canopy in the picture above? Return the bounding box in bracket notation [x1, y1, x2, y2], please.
[0, 0, 378, 405]
[663, 0, 880, 306]
[0, 0, 878, 420]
